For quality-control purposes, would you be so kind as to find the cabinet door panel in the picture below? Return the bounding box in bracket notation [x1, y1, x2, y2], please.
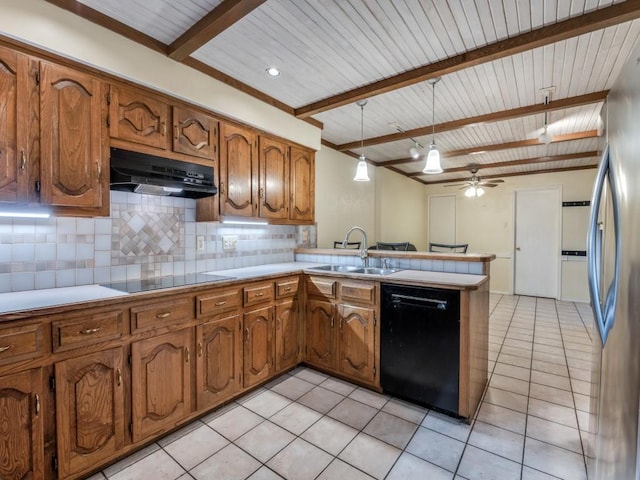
[40, 62, 106, 208]
[132, 329, 192, 442]
[243, 306, 272, 387]
[259, 136, 288, 219]
[173, 107, 217, 160]
[219, 123, 257, 217]
[289, 145, 314, 222]
[338, 305, 375, 383]
[197, 315, 241, 409]
[56, 348, 124, 479]
[275, 299, 299, 373]
[0, 368, 44, 480]
[305, 299, 334, 370]
[109, 85, 168, 149]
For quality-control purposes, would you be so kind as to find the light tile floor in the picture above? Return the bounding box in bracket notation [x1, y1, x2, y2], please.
[87, 294, 594, 480]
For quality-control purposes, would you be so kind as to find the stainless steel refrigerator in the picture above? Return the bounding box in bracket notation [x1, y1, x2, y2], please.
[587, 38, 640, 479]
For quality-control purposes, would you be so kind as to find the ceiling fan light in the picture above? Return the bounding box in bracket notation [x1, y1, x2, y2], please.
[464, 186, 476, 197]
[423, 144, 442, 174]
[476, 186, 485, 197]
[353, 155, 370, 182]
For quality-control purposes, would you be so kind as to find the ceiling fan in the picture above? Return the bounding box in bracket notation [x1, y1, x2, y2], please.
[444, 168, 504, 197]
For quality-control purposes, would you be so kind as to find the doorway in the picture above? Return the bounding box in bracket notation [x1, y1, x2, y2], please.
[514, 187, 561, 298]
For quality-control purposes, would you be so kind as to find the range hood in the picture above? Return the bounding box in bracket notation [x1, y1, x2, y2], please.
[110, 147, 217, 198]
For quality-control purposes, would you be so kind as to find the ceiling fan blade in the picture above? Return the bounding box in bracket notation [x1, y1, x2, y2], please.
[484, 179, 504, 183]
[444, 182, 470, 187]
[481, 183, 499, 188]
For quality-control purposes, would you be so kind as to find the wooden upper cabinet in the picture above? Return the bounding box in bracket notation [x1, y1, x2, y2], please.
[196, 314, 242, 409]
[55, 348, 125, 479]
[289, 145, 315, 223]
[132, 329, 192, 443]
[40, 62, 108, 212]
[173, 106, 217, 161]
[219, 122, 258, 217]
[337, 304, 376, 384]
[109, 84, 169, 150]
[0, 368, 44, 480]
[0, 46, 37, 204]
[259, 135, 288, 220]
[243, 306, 272, 388]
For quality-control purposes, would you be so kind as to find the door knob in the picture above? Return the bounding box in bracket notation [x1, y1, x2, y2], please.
[516, 247, 521, 251]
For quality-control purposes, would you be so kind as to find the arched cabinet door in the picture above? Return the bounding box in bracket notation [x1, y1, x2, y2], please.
[289, 145, 315, 223]
[337, 304, 376, 384]
[259, 135, 288, 220]
[219, 122, 258, 217]
[304, 299, 335, 370]
[275, 298, 300, 372]
[242, 306, 273, 387]
[40, 62, 108, 212]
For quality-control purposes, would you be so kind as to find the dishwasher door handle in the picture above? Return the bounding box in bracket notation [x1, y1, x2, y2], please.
[391, 294, 447, 310]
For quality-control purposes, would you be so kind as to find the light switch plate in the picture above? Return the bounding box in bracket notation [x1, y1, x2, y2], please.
[196, 236, 205, 252]
[222, 235, 238, 251]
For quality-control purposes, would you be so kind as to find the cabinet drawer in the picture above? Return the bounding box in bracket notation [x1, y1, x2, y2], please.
[131, 297, 194, 332]
[306, 276, 336, 299]
[340, 281, 376, 304]
[197, 288, 241, 318]
[276, 277, 299, 299]
[243, 282, 274, 307]
[0, 323, 44, 365]
[52, 309, 123, 352]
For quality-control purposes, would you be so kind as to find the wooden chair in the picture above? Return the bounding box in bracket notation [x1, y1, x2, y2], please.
[428, 242, 468, 253]
[334, 241, 361, 249]
[375, 242, 410, 251]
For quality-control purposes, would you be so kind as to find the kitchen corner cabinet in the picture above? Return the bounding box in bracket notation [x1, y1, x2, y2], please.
[289, 145, 315, 223]
[243, 306, 273, 388]
[0, 46, 38, 204]
[0, 368, 45, 480]
[55, 348, 125, 479]
[40, 62, 109, 214]
[219, 122, 258, 218]
[259, 135, 288, 220]
[305, 276, 379, 387]
[274, 298, 300, 372]
[131, 329, 193, 443]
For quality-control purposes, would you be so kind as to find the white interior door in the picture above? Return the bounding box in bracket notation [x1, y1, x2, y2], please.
[428, 195, 456, 244]
[514, 187, 561, 298]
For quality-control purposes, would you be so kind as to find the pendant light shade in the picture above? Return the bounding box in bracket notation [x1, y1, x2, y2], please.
[354, 100, 370, 182]
[423, 77, 442, 174]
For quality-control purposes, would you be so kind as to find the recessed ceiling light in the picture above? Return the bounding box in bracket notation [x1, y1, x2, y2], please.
[469, 150, 487, 155]
[265, 67, 280, 77]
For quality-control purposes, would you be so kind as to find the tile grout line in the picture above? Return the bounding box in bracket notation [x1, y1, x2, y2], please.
[519, 297, 538, 479]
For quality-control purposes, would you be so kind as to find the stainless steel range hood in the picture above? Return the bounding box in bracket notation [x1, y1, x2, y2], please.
[109, 147, 217, 198]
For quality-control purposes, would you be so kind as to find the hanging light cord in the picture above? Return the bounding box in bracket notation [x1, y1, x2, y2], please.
[543, 93, 549, 128]
[360, 103, 365, 155]
[431, 80, 436, 145]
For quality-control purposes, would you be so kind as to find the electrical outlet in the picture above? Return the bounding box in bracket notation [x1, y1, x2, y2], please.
[222, 235, 238, 251]
[196, 236, 205, 252]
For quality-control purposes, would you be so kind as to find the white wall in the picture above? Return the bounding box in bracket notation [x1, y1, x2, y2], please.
[0, 0, 321, 150]
[424, 169, 596, 301]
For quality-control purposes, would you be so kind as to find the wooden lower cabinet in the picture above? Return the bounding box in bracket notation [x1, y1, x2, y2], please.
[274, 298, 300, 373]
[305, 299, 335, 370]
[337, 304, 376, 384]
[55, 348, 125, 479]
[132, 329, 192, 443]
[243, 306, 273, 388]
[0, 368, 44, 480]
[196, 314, 242, 409]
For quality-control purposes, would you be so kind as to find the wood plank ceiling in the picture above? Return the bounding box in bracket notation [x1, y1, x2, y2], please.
[47, 0, 640, 185]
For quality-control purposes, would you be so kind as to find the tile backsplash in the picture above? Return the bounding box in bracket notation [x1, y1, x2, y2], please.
[0, 191, 317, 293]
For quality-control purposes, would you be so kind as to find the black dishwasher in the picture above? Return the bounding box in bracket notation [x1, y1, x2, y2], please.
[381, 283, 460, 415]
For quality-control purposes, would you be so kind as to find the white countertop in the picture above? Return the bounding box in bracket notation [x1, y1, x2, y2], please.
[0, 285, 129, 315]
[0, 262, 487, 316]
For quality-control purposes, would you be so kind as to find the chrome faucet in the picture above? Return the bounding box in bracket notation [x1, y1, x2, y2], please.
[342, 226, 369, 268]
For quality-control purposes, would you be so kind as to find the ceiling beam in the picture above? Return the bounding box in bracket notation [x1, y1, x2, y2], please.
[168, 0, 267, 61]
[423, 165, 598, 185]
[294, 0, 640, 118]
[376, 130, 599, 167]
[406, 151, 599, 177]
[336, 91, 608, 151]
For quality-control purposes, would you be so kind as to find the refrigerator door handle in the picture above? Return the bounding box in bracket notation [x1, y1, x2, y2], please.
[587, 143, 621, 345]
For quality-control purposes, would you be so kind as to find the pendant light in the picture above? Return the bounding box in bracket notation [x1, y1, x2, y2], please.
[353, 99, 370, 182]
[539, 87, 554, 144]
[423, 77, 443, 174]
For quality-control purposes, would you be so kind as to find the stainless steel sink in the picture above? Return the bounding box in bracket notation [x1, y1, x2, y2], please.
[352, 267, 401, 275]
[308, 265, 361, 273]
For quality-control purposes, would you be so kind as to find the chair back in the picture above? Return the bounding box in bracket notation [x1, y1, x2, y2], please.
[428, 242, 468, 253]
[334, 241, 361, 249]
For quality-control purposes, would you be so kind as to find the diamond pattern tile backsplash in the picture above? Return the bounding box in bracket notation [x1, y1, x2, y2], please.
[0, 191, 317, 292]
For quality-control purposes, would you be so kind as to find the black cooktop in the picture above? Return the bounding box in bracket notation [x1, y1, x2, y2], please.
[101, 273, 235, 294]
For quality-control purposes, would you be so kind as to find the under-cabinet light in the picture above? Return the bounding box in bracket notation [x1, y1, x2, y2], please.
[222, 219, 269, 226]
[0, 208, 50, 219]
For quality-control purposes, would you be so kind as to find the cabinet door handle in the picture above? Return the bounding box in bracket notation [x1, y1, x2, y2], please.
[97, 161, 102, 180]
[185, 347, 190, 363]
[259, 187, 264, 199]
[254, 292, 265, 298]
[20, 149, 26, 171]
[161, 122, 166, 136]
[198, 342, 203, 357]
[339, 318, 343, 329]
[116, 368, 122, 387]
[156, 312, 171, 319]
[220, 182, 225, 195]
[34, 393, 40, 416]
[215, 301, 227, 306]
[245, 327, 250, 343]
[284, 286, 292, 292]
[174, 125, 179, 139]
[0, 345, 12, 353]
[331, 317, 334, 328]
[79, 327, 102, 335]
